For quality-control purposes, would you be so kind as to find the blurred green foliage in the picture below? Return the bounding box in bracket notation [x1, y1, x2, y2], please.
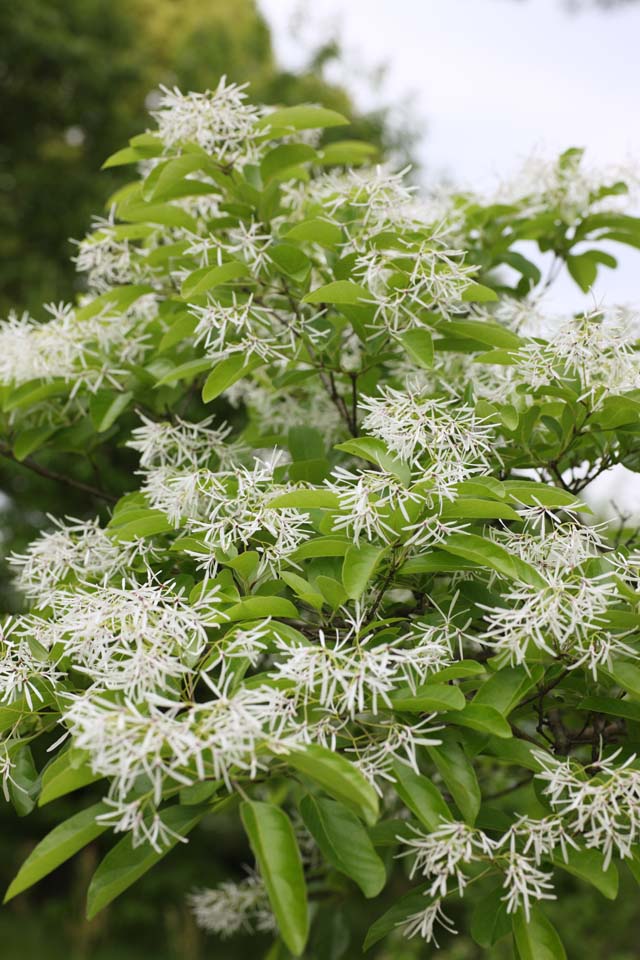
[0, 0, 414, 615]
[0, 0, 413, 317]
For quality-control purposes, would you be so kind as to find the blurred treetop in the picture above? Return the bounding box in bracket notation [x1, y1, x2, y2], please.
[0, 0, 414, 314]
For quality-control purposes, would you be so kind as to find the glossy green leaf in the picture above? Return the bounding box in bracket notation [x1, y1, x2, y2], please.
[299, 795, 385, 898]
[257, 106, 348, 132]
[287, 745, 379, 826]
[302, 280, 369, 304]
[427, 737, 481, 824]
[202, 354, 261, 402]
[86, 804, 208, 919]
[39, 749, 102, 805]
[342, 542, 386, 599]
[391, 762, 452, 830]
[181, 260, 250, 297]
[240, 801, 309, 956]
[440, 533, 546, 588]
[512, 906, 566, 960]
[553, 846, 618, 900]
[5, 802, 109, 902]
[390, 682, 465, 713]
[224, 596, 298, 621]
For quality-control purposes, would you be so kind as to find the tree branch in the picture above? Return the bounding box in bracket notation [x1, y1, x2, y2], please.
[0, 445, 117, 504]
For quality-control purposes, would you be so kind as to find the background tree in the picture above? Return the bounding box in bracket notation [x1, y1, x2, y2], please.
[0, 0, 413, 317]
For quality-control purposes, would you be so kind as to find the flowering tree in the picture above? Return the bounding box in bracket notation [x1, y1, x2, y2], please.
[2, 78, 640, 958]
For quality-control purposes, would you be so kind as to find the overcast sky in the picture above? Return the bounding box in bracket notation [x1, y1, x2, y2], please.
[259, 0, 640, 514]
[260, 0, 640, 181]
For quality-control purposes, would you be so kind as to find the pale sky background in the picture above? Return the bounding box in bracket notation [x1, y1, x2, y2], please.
[260, 0, 640, 515]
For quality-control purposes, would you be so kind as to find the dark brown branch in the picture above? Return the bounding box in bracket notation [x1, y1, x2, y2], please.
[0, 445, 117, 504]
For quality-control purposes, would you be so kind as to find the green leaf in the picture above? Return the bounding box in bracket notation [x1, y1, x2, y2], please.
[427, 737, 481, 824]
[299, 795, 385, 898]
[3, 379, 68, 412]
[269, 489, 340, 509]
[391, 762, 452, 830]
[553, 846, 618, 900]
[316, 576, 347, 609]
[118, 201, 197, 232]
[86, 804, 208, 919]
[287, 745, 379, 826]
[270, 244, 311, 281]
[5, 802, 109, 902]
[342, 543, 386, 599]
[609, 660, 640, 699]
[438, 319, 522, 348]
[397, 328, 434, 368]
[8, 746, 39, 816]
[240, 801, 309, 956]
[302, 280, 369, 305]
[512, 906, 566, 960]
[202, 354, 261, 403]
[318, 140, 378, 166]
[181, 260, 251, 297]
[89, 390, 134, 432]
[260, 144, 317, 182]
[502, 480, 587, 511]
[470, 885, 511, 947]
[439, 498, 521, 521]
[257, 106, 349, 132]
[334, 437, 411, 483]
[291, 537, 350, 560]
[154, 357, 212, 386]
[107, 508, 173, 541]
[461, 282, 499, 303]
[580, 696, 640, 723]
[283, 219, 343, 247]
[39, 749, 102, 805]
[473, 665, 544, 716]
[390, 682, 465, 713]
[446, 703, 512, 738]
[224, 597, 298, 621]
[363, 885, 431, 950]
[75, 284, 154, 322]
[440, 533, 546, 588]
[12, 425, 57, 461]
[102, 146, 144, 169]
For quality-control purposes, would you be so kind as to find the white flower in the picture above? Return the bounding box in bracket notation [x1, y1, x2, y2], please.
[127, 414, 237, 470]
[0, 629, 63, 708]
[350, 717, 443, 792]
[534, 749, 640, 867]
[189, 872, 275, 937]
[96, 798, 189, 852]
[399, 898, 458, 947]
[151, 77, 263, 165]
[479, 569, 614, 666]
[500, 851, 556, 919]
[360, 384, 494, 493]
[399, 821, 492, 898]
[9, 516, 153, 601]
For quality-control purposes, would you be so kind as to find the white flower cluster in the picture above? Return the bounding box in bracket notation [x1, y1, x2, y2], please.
[151, 76, 263, 164]
[188, 872, 275, 938]
[360, 384, 495, 491]
[535, 749, 640, 867]
[0, 300, 151, 393]
[397, 813, 577, 945]
[513, 308, 640, 408]
[8, 516, 152, 602]
[74, 214, 154, 293]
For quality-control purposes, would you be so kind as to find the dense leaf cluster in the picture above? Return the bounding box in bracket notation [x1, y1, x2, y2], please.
[2, 80, 640, 958]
